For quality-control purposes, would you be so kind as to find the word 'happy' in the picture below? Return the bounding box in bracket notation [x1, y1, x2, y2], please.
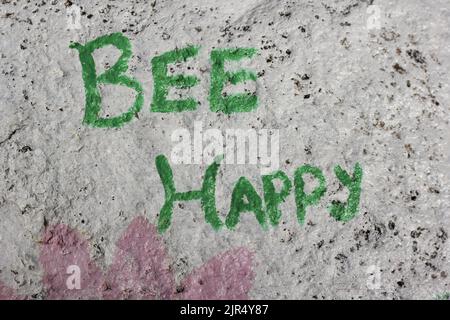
[156, 155, 362, 233]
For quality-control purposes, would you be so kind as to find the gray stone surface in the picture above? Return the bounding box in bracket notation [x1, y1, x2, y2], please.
[0, 0, 449, 299]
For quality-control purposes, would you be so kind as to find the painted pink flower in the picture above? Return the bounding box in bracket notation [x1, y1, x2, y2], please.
[0, 282, 26, 300]
[0, 216, 254, 300]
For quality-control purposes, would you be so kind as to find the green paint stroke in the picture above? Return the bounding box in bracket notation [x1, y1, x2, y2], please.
[329, 163, 363, 222]
[155, 154, 223, 233]
[435, 292, 450, 300]
[209, 48, 258, 114]
[151, 46, 200, 112]
[225, 177, 267, 230]
[294, 165, 326, 225]
[70, 33, 143, 128]
[262, 171, 292, 226]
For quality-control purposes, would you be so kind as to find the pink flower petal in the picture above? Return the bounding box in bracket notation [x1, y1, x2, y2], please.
[103, 216, 175, 299]
[36, 217, 255, 300]
[0, 282, 26, 300]
[179, 248, 254, 300]
[39, 224, 103, 299]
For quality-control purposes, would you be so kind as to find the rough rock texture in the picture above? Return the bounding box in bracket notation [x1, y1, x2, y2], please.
[0, 0, 449, 299]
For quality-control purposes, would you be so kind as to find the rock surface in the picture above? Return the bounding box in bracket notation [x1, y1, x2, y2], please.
[0, 0, 449, 299]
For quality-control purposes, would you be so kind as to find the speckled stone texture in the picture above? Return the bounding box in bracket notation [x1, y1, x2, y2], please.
[0, 0, 449, 299]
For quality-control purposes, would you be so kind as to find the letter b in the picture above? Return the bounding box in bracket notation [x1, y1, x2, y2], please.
[70, 33, 144, 128]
